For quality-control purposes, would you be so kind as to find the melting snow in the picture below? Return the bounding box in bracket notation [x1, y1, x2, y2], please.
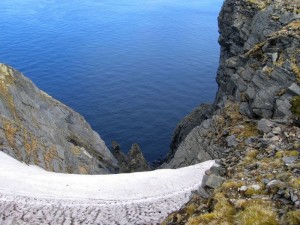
[0, 151, 214, 225]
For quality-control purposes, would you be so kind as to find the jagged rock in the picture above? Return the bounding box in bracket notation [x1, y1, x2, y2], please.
[226, 135, 238, 147]
[165, 0, 300, 169]
[210, 163, 225, 176]
[196, 187, 210, 199]
[111, 141, 129, 173]
[239, 102, 254, 118]
[111, 142, 150, 173]
[282, 156, 298, 165]
[168, 104, 213, 161]
[127, 143, 150, 172]
[163, 118, 221, 168]
[287, 83, 300, 96]
[257, 119, 274, 133]
[215, 0, 299, 119]
[205, 174, 225, 189]
[274, 98, 292, 118]
[0, 64, 118, 174]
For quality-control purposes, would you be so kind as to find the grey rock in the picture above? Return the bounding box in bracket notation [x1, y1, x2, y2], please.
[168, 104, 213, 161]
[274, 98, 292, 118]
[111, 141, 129, 173]
[272, 127, 281, 135]
[291, 194, 299, 202]
[226, 135, 238, 147]
[163, 118, 221, 169]
[239, 102, 254, 118]
[282, 156, 298, 165]
[201, 174, 210, 188]
[214, 0, 298, 120]
[112, 142, 150, 173]
[210, 163, 225, 176]
[257, 119, 274, 133]
[287, 83, 300, 96]
[165, 0, 299, 170]
[0, 64, 118, 174]
[272, 53, 278, 63]
[205, 174, 225, 189]
[127, 143, 150, 172]
[196, 187, 210, 198]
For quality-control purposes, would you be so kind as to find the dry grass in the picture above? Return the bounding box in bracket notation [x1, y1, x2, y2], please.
[287, 210, 300, 225]
[186, 193, 235, 225]
[235, 201, 279, 225]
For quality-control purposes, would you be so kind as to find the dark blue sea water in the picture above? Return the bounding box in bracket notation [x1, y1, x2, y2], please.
[0, 0, 222, 162]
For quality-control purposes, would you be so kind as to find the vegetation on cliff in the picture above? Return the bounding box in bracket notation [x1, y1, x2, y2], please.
[162, 0, 300, 224]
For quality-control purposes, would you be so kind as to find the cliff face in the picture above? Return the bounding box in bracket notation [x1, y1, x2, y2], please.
[216, 0, 300, 118]
[162, 1, 300, 224]
[0, 64, 118, 174]
[165, 0, 300, 169]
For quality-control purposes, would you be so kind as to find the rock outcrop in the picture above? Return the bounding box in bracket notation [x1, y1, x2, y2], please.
[162, 0, 300, 224]
[164, 0, 300, 169]
[215, 0, 300, 119]
[0, 63, 118, 174]
[167, 104, 213, 162]
[112, 141, 150, 173]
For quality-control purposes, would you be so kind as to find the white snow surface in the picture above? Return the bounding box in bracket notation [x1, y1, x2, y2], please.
[0, 151, 214, 225]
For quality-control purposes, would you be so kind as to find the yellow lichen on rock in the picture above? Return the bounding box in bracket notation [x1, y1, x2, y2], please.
[44, 145, 58, 171]
[78, 166, 88, 174]
[3, 120, 17, 148]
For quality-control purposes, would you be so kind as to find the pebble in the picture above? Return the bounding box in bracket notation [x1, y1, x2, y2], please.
[272, 127, 281, 135]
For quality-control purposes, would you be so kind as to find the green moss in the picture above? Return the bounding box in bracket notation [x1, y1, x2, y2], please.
[285, 150, 299, 157]
[275, 151, 284, 158]
[276, 150, 299, 158]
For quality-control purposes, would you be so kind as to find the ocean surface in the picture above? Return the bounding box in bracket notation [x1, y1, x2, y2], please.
[0, 0, 222, 162]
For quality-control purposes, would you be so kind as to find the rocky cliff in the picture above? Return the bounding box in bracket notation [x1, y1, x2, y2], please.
[165, 0, 300, 169]
[0, 63, 118, 174]
[162, 0, 300, 224]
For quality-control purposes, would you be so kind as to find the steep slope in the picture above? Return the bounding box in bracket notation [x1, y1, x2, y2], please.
[165, 0, 300, 168]
[162, 0, 300, 224]
[0, 63, 118, 174]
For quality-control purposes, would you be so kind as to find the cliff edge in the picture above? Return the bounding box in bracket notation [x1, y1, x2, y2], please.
[0, 63, 118, 174]
[165, 0, 300, 169]
[162, 0, 300, 224]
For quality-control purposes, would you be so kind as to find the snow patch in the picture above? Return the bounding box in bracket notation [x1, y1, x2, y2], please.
[0, 151, 214, 224]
